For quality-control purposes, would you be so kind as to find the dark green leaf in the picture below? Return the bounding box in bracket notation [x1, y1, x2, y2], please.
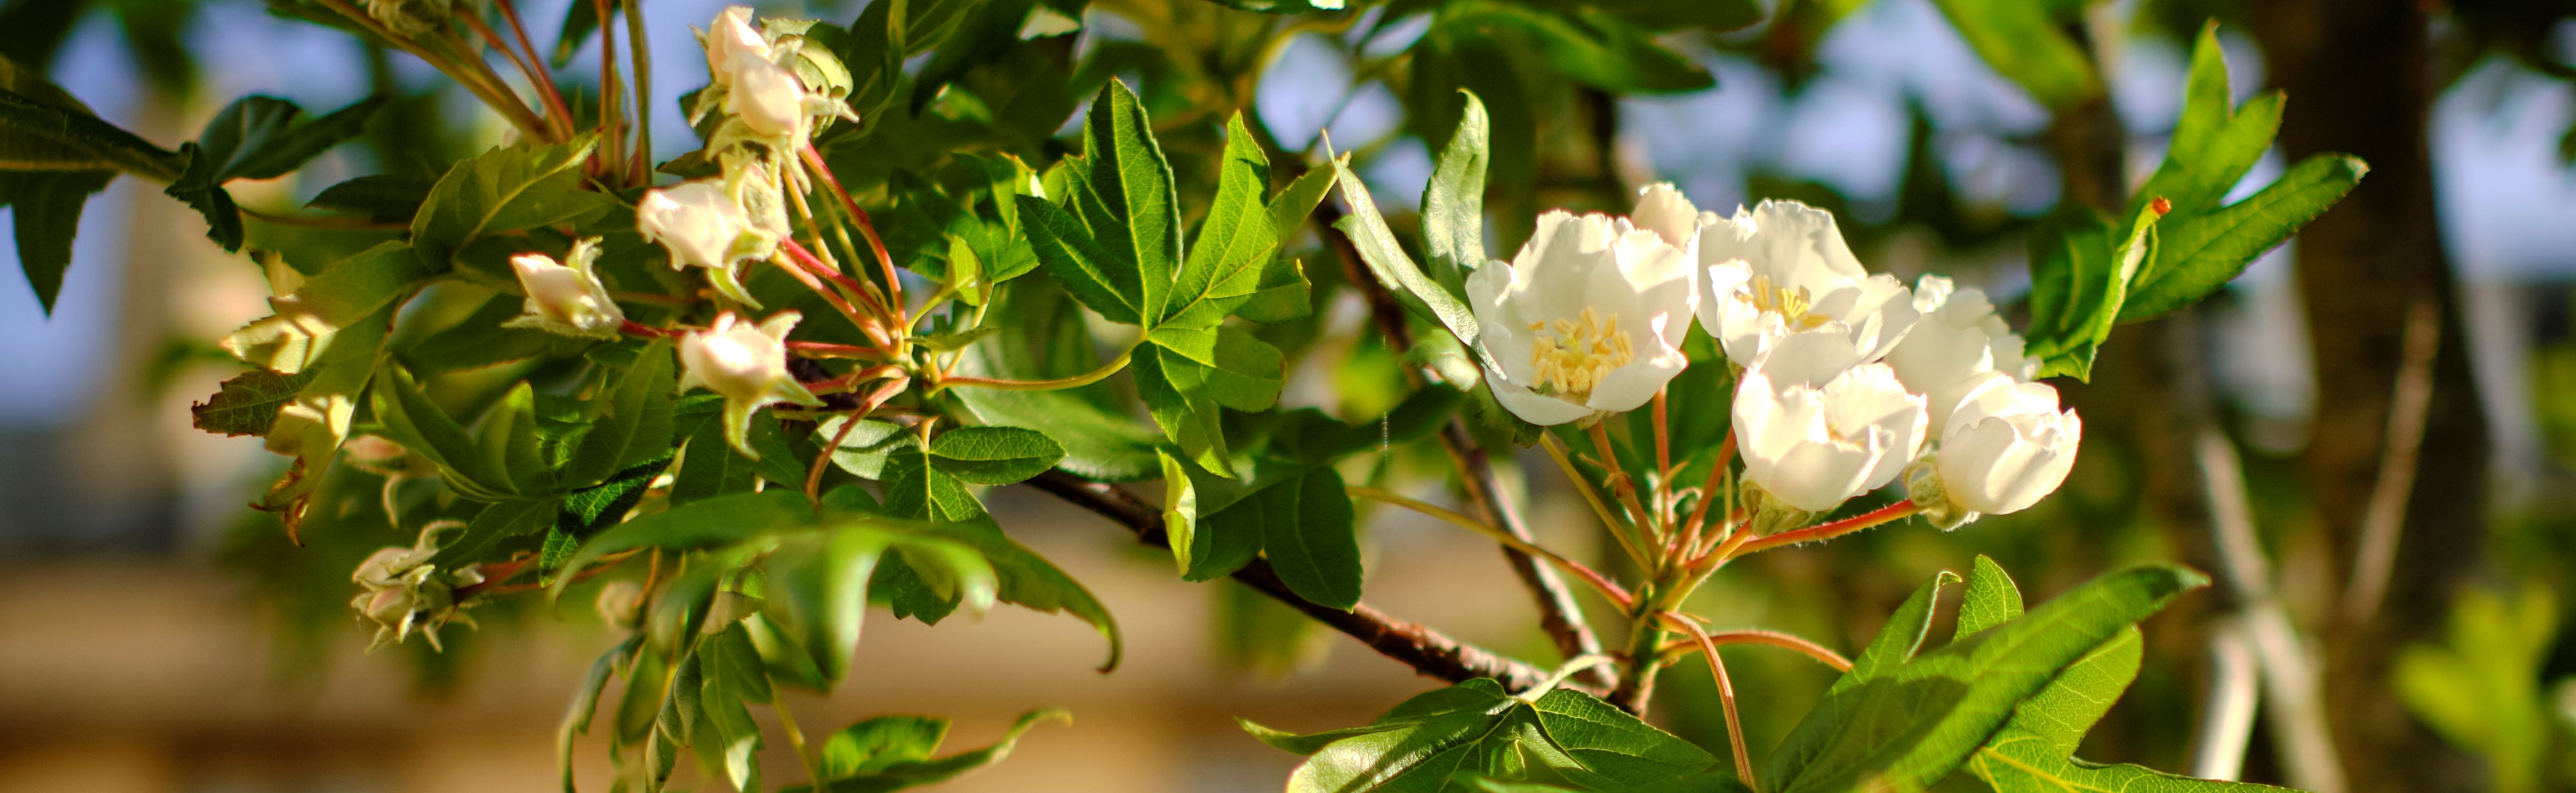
[567, 341, 677, 486]
[409, 135, 614, 271]
[2128, 24, 2284, 222]
[1331, 153, 1489, 370]
[820, 715, 949, 778]
[1444, 5, 1713, 94]
[554, 490, 813, 586]
[307, 174, 435, 223]
[183, 95, 384, 183]
[370, 364, 517, 500]
[0, 56, 185, 179]
[430, 498, 562, 569]
[1245, 679, 1717, 792]
[928, 425, 1065, 484]
[875, 445, 1122, 669]
[189, 368, 317, 437]
[551, 0, 611, 68]
[1196, 0, 1342, 12]
[0, 169, 112, 313]
[1421, 89, 1488, 295]
[2022, 203, 2155, 380]
[402, 293, 596, 374]
[558, 451, 674, 537]
[672, 401, 762, 506]
[560, 637, 638, 793]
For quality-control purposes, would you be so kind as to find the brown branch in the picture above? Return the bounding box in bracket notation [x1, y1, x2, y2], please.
[1311, 197, 1614, 691]
[2337, 297, 2441, 624]
[1027, 471, 1575, 695]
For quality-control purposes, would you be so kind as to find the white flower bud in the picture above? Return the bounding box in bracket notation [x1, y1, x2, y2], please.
[1884, 275, 2036, 430]
[1931, 373, 2081, 516]
[637, 181, 767, 306]
[724, 54, 809, 140]
[1732, 333, 1929, 513]
[1468, 210, 1698, 425]
[1697, 200, 1920, 369]
[703, 6, 772, 88]
[504, 239, 624, 339]
[679, 312, 825, 458]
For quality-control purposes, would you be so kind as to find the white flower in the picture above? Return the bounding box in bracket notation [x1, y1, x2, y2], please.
[637, 181, 770, 306]
[503, 239, 624, 339]
[1883, 275, 2037, 430]
[1466, 210, 1697, 425]
[1924, 372, 2081, 517]
[1696, 200, 1919, 368]
[1630, 183, 1701, 250]
[680, 311, 824, 458]
[702, 6, 772, 88]
[723, 54, 808, 140]
[1732, 332, 1929, 513]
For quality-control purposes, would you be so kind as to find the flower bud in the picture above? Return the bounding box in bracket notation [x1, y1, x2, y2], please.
[679, 312, 825, 458]
[504, 239, 625, 339]
[724, 54, 809, 140]
[595, 580, 645, 631]
[637, 181, 766, 306]
[1930, 373, 2081, 516]
[1884, 275, 2036, 430]
[703, 6, 772, 88]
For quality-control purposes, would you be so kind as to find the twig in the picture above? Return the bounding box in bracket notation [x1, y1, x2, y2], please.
[2339, 297, 2441, 624]
[802, 144, 904, 323]
[1732, 500, 1920, 556]
[2195, 429, 2347, 793]
[1652, 626, 1852, 671]
[2190, 617, 2261, 781]
[937, 348, 1135, 392]
[490, 0, 576, 138]
[1347, 485, 1634, 608]
[1541, 433, 1653, 572]
[1027, 471, 1579, 695]
[1672, 617, 1759, 791]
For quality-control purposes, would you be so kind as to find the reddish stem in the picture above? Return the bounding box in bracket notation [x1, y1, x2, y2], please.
[800, 144, 904, 322]
[620, 320, 677, 339]
[786, 341, 887, 358]
[1655, 627, 1853, 671]
[1732, 499, 1921, 557]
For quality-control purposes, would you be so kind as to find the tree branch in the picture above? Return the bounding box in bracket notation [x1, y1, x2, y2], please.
[1310, 198, 1615, 691]
[1027, 471, 1578, 695]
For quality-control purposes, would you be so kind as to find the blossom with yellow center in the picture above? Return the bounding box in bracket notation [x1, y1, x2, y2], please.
[1698, 200, 1921, 368]
[1467, 198, 1697, 427]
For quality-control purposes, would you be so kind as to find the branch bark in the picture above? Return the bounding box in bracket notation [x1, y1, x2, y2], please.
[1027, 471, 1574, 695]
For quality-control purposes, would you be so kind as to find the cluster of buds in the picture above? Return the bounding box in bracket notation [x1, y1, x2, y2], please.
[349, 521, 485, 651]
[689, 6, 860, 154]
[1470, 187, 2081, 530]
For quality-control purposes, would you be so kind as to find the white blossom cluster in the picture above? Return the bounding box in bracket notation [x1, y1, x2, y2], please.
[1472, 186, 2081, 528]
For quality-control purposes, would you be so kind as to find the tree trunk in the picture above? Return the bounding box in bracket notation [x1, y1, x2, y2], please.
[2248, 3, 2491, 791]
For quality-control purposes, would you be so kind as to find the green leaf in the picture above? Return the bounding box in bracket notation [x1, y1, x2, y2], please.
[1441, 5, 1713, 94]
[928, 425, 1065, 485]
[551, 0, 611, 68]
[248, 302, 396, 531]
[370, 364, 518, 501]
[1330, 153, 1490, 371]
[799, 708, 1070, 792]
[1421, 90, 1489, 295]
[875, 445, 1123, 670]
[0, 55, 185, 179]
[164, 95, 383, 252]
[402, 293, 595, 374]
[1271, 166, 1337, 244]
[559, 637, 638, 793]
[1561, 0, 1763, 31]
[409, 135, 613, 272]
[2119, 154, 2366, 322]
[1765, 565, 2209, 793]
[553, 490, 814, 586]
[1133, 324, 1287, 476]
[762, 518, 999, 685]
[0, 169, 113, 313]
[2128, 24, 2284, 223]
[567, 341, 677, 486]
[1965, 615, 2287, 792]
[950, 283, 1166, 482]
[1019, 79, 1179, 325]
[2023, 202, 2155, 380]
[673, 399, 762, 506]
[558, 451, 675, 539]
[1195, 0, 1344, 13]
[307, 174, 435, 223]
[1245, 679, 1717, 792]
[2391, 584, 2559, 793]
[189, 368, 316, 437]
[1165, 113, 1288, 330]
[428, 498, 562, 570]
[1926, 0, 2098, 109]
[1954, 555, 2024, 642]
[1242, 466, 1362, 610]
[820, 715, 949, 778]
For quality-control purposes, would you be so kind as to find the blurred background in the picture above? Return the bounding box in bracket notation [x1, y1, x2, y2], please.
[4, 0, 2575, 791]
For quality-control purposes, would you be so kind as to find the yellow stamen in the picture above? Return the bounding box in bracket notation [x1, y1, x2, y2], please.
[1529, 307, 1635, 401]
[1735, 274, 1832, 330]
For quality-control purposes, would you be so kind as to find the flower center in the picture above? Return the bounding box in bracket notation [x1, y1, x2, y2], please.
[1736, 274, 1832, 330]
[1528, 307, 1634, 401]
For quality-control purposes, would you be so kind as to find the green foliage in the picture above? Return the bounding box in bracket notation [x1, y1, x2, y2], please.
[1242, 678, 1718, 791]
[2116, 24, 2365, 323]
[1765, 563, 2206, 793]
[788, 708, 1070, 793]
[166, 94, 384, 250]
[2393, 584, 2561, 793]
[408, 135, 615, 274]
[1926, 0, 2098, 109]
[189, 368, 316, 437]
[1018, 82, 1311, 476]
